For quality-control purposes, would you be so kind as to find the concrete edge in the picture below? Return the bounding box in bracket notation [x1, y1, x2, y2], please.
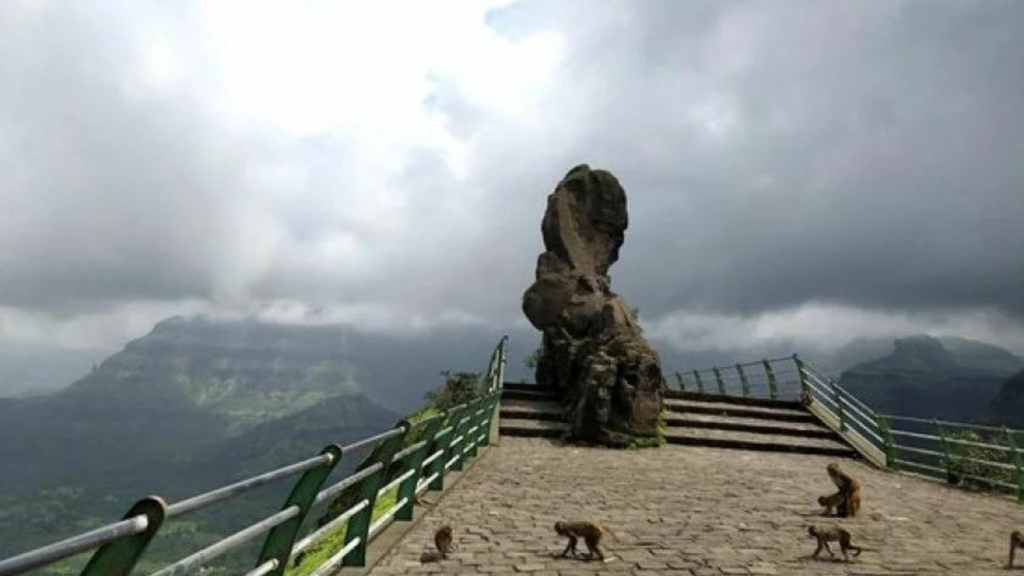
[807, 402, 888, 469]
[330, 443, 497, 576]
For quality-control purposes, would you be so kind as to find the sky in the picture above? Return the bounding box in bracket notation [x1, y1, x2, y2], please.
[1, 0, 1023, 355]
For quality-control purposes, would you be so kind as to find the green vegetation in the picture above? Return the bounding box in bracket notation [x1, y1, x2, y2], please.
[285, 485, 400, 576]
[423, 370, 483, 411]
[942, 429, 1017, 491]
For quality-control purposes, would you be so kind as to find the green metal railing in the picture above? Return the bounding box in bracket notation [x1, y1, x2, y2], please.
[675, 354, 1024, 502]
[672, 355, 801, 401]
[0, 336, 509, 576]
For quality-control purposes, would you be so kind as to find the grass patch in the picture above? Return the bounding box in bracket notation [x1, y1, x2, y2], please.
[286, 485, 401, 576]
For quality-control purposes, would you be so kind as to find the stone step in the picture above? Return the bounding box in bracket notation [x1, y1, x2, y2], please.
[498, 418, 569, 439]
[501, 388, 559, 402]
[663, 411, 837, 440]
[664, 390, 803, 411]
[664, 398, 815, 423]
[499, 400, 563, 422]
[665, 427, 857, 458]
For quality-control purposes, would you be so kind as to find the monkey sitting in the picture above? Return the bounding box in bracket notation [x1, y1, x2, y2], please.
[1009, 530, 1024, 569]
[826, 463, 862, 518]
[554, 521, 606, 562]
[817, 491, 845, 516]
[800, 390, 813, 408]
[807, 524, 864, 562]
[419, 525, 455, 563]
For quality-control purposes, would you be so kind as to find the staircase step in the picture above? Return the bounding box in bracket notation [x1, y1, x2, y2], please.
[498, 418, 569, 439]
[665, 427, 857, 458]
[500, 400, 563, 422]
[664, 398, 815, 423]
[664, 412, 837, 440]
[665, 390, 802, 411]
[501, 388, 559, 402]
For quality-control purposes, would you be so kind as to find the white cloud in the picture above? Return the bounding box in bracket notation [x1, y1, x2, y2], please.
[646, 303, 1024, 354]
[1, 0, 1022, 355]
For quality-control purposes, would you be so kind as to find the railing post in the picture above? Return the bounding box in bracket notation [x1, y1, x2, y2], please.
[712, 367, 725, 395]
[934, 420, 957, 485]
[762, 360, 778, 400]
[792, 354, 810, 397]
[79, 496, 167, 576]
[830, 379, 846, 432]
[448, 400, 479, 472]
[675, 371, 686, 391]
[479, 391, 502, 448]
[255, 445, 342, 576]
[693, 370, 705, 394]
[465, 398, 488, 460]
[396, 418, 444, 521]
[735, 364, 750, 398]
[496, 335, 508, 391]
[878, 415, 898, 470]
[487, 337, 508, 445]
[341, 426, 408, 568]
[427, 405, 466, 492]
[480, 390, 499, 448]
[1004, 427, 1024, 502]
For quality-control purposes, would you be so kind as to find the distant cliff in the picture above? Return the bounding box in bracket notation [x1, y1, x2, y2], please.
[838, 335, 1017, 423]
[989, 368, 1024, 427]
[0, 316, 408, 567]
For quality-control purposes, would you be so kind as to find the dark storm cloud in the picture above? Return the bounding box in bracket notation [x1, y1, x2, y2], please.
[1, 0, 1022, 341]
[471, 0, 1024, 321]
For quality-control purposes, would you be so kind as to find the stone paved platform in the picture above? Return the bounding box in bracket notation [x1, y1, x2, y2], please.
[362, 438, 1023, 575]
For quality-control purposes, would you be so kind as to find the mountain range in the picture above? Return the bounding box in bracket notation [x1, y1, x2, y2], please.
[2, 315, 1023, 572]
[837, 334, 1024, 425]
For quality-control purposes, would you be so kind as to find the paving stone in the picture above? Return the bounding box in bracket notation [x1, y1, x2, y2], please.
[358, 438, 1022, 576]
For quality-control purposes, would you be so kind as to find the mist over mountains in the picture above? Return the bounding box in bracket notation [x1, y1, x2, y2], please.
[2, 313, 1023, 571]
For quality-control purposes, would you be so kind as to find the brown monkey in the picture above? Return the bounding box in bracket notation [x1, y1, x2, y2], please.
[419, 525, 455, 563]
[1009, 530, 1024, 568]
[826, 463, 862, 518]
[817, 492, 845, 516]
[554, 521, 605, 561]
[807, 524, 863, 562]
[800, 390, 813, 407]
[435, 525, 455, 558]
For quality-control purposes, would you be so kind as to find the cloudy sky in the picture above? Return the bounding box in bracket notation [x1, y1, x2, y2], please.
[1, 0, 1023, 354]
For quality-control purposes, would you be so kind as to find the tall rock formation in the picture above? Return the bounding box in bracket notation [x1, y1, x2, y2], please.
[522, 164, 665, 447]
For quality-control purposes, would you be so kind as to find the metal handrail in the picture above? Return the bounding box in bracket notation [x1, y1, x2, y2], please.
[679, 353, 1024, 501]
[0, 337, 510, 576]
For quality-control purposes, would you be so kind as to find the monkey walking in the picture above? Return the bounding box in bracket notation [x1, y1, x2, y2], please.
[419, 525, 455, 563]
[817, 492, 845, 516]
[807, 525, 866, 562]
[554, 521, 608, 562]
[826, 463, 862, 518]
[1009, 530, 1024, 569]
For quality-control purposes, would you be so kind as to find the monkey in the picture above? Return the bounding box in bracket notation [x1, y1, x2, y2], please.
[807, 524, 863, 562]
[554, 521, 606, 561]
[1009, 530, 1024, 568]
[817, 491, 845, 516]
[826, 463, 862, 518]
[800, 389, 813, 407]
[419, 525, 455, 563]
[435, 525, 455, 558]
